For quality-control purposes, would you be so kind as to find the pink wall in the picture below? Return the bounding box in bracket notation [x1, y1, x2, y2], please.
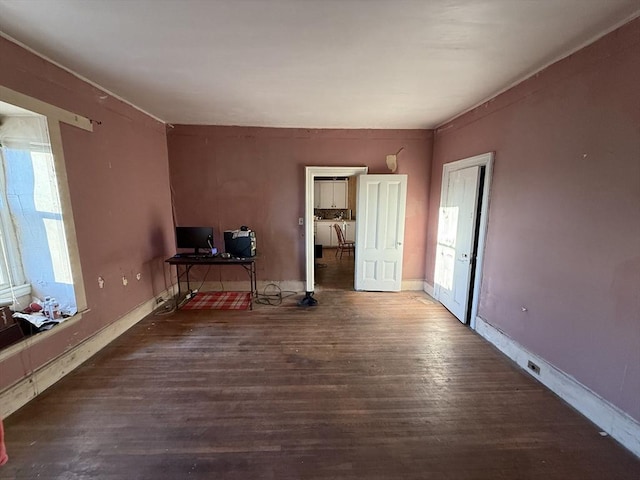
[0, 37, 174, 390]
[167, 126, 432, 284]
[427, 19, 640, 420]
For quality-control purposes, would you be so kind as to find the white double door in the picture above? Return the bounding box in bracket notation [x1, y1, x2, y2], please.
[435, 165, 481, 322]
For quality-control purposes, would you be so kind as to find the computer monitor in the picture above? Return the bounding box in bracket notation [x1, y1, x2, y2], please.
[175, 226, 213, 254]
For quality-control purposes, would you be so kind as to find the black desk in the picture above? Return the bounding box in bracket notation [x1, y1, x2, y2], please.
[165, 255, 257, 308]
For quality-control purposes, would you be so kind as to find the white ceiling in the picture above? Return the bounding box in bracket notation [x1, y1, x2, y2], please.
[0, 0, 638, 129]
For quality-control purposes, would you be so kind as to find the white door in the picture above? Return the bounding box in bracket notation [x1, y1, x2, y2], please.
[435, 166, 481, 322]
[355, 174, 407, 291]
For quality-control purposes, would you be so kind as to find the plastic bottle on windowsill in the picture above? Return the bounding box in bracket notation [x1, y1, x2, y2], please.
[43, 296, 52, 318]
[50, 298, 61, 319]
[42, 297, 60, 320]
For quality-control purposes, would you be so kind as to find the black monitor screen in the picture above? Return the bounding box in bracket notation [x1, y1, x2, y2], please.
[175, 227, 213, 254]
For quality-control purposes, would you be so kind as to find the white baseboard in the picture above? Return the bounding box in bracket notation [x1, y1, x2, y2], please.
[313, 279, 424, 292]
[401, 279, 425, 291]
[200, 279, 424, 294]
[0, 289, 171, 419]
[258, 280, 304, 293]
[423, 281, 435, 297]
[197, 280, 304, 295]
[475, 316, 640, 458]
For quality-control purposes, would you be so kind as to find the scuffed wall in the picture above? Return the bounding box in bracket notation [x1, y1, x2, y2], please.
[0, 35, 174, 391]
[167, 126, 432, 285]
[427, 19, 640, 420]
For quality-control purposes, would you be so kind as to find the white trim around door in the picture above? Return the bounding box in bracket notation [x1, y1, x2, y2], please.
[304, 166, 368, 294]
[434, 152, 493, 329]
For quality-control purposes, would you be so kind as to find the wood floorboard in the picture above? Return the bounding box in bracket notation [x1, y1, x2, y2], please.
[2, 256, 639, 478]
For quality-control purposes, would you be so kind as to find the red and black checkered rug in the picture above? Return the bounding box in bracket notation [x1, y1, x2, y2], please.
[182, 292, 251, 310]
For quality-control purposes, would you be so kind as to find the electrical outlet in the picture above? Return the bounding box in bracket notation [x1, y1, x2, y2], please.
[298, 217, 304, 225]
[527, 360, 540, 375]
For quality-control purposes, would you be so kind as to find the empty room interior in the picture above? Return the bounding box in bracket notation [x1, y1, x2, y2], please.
[0, 1, 639, 478]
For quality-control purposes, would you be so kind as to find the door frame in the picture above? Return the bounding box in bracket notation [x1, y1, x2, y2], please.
[304, 166, 368, 293]
[434, 152, 493, 329]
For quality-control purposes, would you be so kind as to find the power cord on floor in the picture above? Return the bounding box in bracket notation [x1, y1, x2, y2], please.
[153, 297, 178, 315]
[154, 265, 213, 316]
[153, 282, 297, 312]
[255, 283, 297, 306]
[194, 265, 212, 294]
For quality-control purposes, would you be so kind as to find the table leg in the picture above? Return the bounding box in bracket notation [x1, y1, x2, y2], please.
[175, 264, 194, 308]
[176, 264, 182, 302]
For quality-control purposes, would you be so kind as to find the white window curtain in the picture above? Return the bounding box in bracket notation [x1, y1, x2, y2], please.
[0, 147, 28, 299]
[0, 114, 51, 303]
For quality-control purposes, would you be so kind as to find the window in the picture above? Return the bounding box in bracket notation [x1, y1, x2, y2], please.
[0, 151, 27, 295]
[0, 105, 77, 313]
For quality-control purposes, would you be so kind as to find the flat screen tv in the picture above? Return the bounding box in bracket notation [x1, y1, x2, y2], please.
[175, 226, 213, 254]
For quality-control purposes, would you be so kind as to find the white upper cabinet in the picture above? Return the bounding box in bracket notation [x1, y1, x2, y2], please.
[332, 181, 347, 208]
[318, 182, 334, 208]
[315, 180, 348, 209]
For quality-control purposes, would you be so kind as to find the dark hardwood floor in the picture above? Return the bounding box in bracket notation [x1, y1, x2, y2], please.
[315, 247, 355, 291]
[2, 256, 639, 479]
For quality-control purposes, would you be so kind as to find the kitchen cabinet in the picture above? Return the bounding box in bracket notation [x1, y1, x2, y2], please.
[315, 180, 348, 209]
[332, 181, 348, 208]
[315, 222, 333, 247]
[314, 182, 321, 208]
[343, 221, 356, 242]
[315, 221, 356, 247]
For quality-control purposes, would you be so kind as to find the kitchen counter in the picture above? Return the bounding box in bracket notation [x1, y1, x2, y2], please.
[314, 219, 354, 222]
[314, 220, 356, 246]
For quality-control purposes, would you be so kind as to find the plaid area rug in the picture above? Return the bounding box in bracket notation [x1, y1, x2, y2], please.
[182, 292, 251, 310]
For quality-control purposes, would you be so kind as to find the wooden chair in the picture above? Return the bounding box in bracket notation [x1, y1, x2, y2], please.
[333, 223, 355, 259]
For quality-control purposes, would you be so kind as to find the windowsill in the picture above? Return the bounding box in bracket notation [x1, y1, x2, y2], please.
[0, 308, 89, 363]
[0, 283, 31, 304]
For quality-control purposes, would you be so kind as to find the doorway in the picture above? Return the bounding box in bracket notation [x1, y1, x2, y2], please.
[314, 246, 355, 290]
[304, 166, 368, 294]
[434, 152, 493, 328]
